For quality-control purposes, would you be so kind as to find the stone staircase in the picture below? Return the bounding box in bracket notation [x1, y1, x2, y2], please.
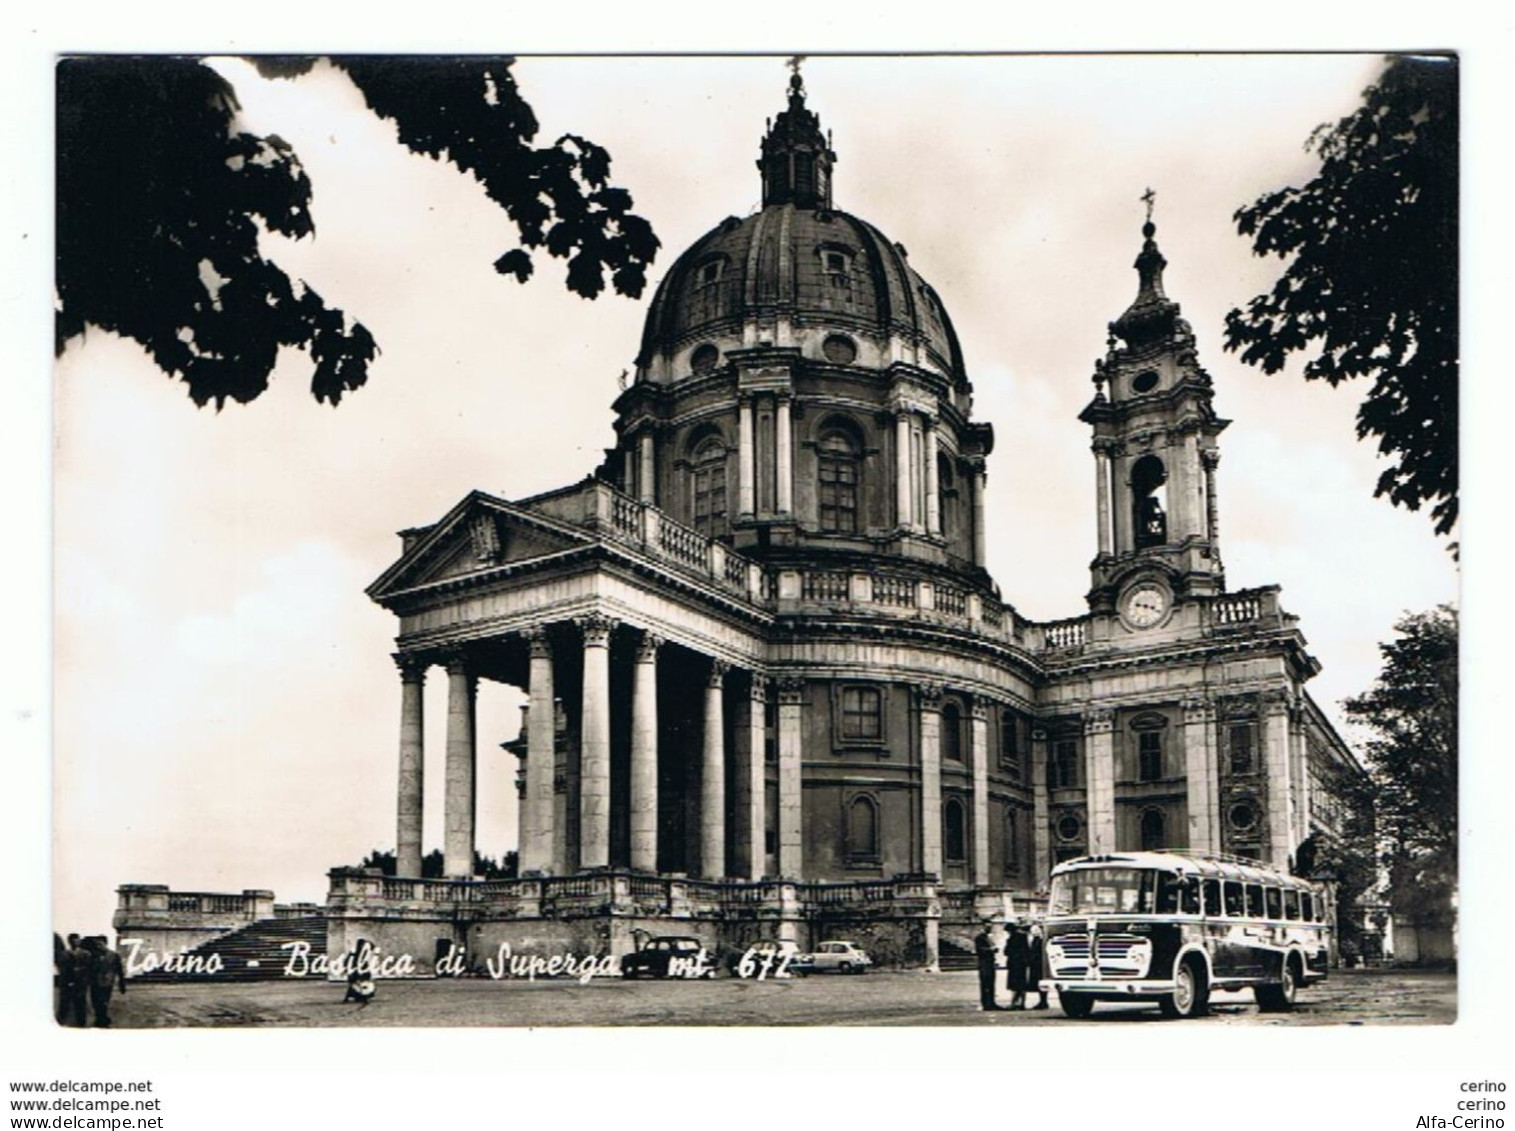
[938, 937, 978, 970]
[131, 916, 327, 982]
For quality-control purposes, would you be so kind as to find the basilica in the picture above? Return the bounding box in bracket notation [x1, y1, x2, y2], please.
[333, 73, 1360, 970]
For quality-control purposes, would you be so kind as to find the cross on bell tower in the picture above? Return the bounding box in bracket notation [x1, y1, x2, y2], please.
[1080, 199, 1230, 622]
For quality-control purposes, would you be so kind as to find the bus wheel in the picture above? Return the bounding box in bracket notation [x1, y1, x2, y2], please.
[1160, 956, 1209, 1019]
[1256, 954, 1300, 1012]
[1059, 991, 1094, 1019]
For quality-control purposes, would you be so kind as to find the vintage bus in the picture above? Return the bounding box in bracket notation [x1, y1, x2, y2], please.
[1039, 851, 1331, 1019]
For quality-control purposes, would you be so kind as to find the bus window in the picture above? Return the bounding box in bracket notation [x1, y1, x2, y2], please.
[1156, 872, 1181, 914]
[1245, 884, 1265, 917]
[1302, 892, 1315, 921]
[1182, 879, 1200, 915]
[1284, 889, 1300, 920]
[1203, 879, 1222, 916]
[1265, 888, 1283, 919]
[1223, 881, 1244, 917]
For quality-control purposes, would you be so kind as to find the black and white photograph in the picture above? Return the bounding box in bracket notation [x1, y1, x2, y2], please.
[6, 19, 1507, 1126]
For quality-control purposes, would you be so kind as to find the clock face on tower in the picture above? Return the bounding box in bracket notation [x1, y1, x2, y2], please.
[1122, 582, 1171, 629]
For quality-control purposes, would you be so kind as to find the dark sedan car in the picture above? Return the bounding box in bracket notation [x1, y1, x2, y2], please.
[620, 936, 715, 979]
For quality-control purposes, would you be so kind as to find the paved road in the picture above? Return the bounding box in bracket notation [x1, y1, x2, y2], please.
[100, 967, 1454, 1028]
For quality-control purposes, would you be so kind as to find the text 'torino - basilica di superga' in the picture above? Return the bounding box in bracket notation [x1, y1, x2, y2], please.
[329, 71, 1360, 970]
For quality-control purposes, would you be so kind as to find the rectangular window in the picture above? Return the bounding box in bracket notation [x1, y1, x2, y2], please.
[1001, 712, 1022, 780]
[1265, 887, 1283, 920]
[1229, 723, 1255, 773]
[1052, 739, 1080, 789]
[840, 686, 883, 741]
[1245, 884, 1265, 918]
[1137, 730, 1163, 781]
[1203, 879, 1222, 916]
[1284, 889, 1301, 920]
[1223, 881, 1245, 917]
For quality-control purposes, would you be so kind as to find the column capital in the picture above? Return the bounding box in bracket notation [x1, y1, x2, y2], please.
[525, 625, 554, 660]
[1091, 436, 1120, 457]
[393, 652, 429, 683]
[1200, 447, 1222, 470]
[969, 700, 990, 723]
[1181, 694, 1214, 722]
[748, 674, 770, 704]
[776, 677, 805, 706]
[634, 631, 664, 662]
[707, 659, 730, 688]
[1083, 707, 1115, 734]
[1030, 726, 1050, 744]
[1260, 686, 1295, 714]
[914, 681, 944, 711]
[440, 646, 472, 678]
[576, 613, 619, 647]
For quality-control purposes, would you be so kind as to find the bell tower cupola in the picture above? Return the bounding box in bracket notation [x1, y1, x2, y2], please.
[1080, 193, 1230, 621]
[758, 61, 836, 210]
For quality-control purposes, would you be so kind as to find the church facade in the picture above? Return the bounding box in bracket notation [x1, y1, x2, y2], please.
[337, 75, 1359, 970]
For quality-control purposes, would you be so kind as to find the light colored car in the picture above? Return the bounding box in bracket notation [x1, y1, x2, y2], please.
[801, 940, 872, 974]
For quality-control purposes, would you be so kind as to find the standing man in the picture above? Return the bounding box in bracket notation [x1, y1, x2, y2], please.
[86, 937, 126, 1028]
[1004, 920, 1031, 1010]
[1027, 921, 1050, 1010]
[974, 921, 1003, 1011]
[58, 934, 90, 1027]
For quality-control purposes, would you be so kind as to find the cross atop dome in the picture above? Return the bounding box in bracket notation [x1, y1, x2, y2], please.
[759, 57, 836, 209]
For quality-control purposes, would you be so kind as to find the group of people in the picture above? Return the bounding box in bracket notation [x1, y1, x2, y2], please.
[54, 933, 126, 1028]
[974, 919, 1049, 1012]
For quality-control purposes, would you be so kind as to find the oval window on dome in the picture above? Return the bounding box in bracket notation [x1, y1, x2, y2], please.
[1131, 369, 1160, 394]
[690, 343, 720, 375]
[822, 334, 858, 365]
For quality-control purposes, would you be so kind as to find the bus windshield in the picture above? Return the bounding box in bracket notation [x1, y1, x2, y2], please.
[1048, 867, 1192, 916]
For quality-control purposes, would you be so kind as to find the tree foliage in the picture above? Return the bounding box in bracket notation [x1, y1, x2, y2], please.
[1224, 56, 1458, 544]
[1344, 605, 1458, 923]
[56, 55, 659, 409]
[358, 847, 517, 880]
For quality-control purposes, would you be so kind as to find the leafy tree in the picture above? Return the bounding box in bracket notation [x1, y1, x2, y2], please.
[358, 846, 517, 879]
[1344, 605, 1458, 948]
[56, 55, 659, 409]
[1224, 55, 1458, 546]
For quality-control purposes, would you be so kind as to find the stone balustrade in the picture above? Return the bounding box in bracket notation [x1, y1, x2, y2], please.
[113, 884, 281, 956]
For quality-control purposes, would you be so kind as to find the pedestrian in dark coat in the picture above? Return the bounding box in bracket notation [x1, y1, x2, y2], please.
[86, 937, 126, 1028]
[1004, 921, 1031, 1010]
[58, 934, 90, 1027]
[973, 923, 1003, 1010]
[1027, 923, 1049, 1009]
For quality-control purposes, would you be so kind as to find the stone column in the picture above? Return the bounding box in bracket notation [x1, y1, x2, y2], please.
[1181, 695, 1217, 855]
[1263, 689, 1294, 868]
[775, 395, 793, 516]
[1202, 448, 1220, 544]
[442, 652, 477, 878]
[1084, 708, 1116, 854]
[1112, 451, 1132, 554]
[394, 653, 427, 879]
[628, 632, 661, 872]
[970, 701, 990, 887]
[917, 682, 943, 879]
[700, 661, 729, 879]
[924, 418, 941, 536]
[1094, 443, 1113, 556]
[895, 410, 914, 530]
[738, 395, 756, 517]
[521, 629, 557, 875]
[1291, 710, 1312, 845]
[776, 678, 805, 878]
[1031, 727, 1051, 889]
[737, 678, 768, 880]
[971, 463, 987, 567]
[638, 430, 656, 506]
[577, 614, 617, 869]
[1179, 429, 1202, 539]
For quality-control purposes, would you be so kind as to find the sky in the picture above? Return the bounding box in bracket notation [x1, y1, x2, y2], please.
[48, 53, 1461, 939]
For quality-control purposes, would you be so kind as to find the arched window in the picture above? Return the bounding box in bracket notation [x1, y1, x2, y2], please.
[944, 798, 967, 863]
[1131, 454, 1169, 549]
[1140, 808, 1166, 852]
[689, 435, 728, 537]
[817, 428, 860, 534]
[847, 795, 879, 863]
[940, 702, 963, 762]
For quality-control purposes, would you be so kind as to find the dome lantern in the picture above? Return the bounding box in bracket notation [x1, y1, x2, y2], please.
[758, 65, 836, 210]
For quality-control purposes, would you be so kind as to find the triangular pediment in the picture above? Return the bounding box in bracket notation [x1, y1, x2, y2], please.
[366, 490, 596, 603]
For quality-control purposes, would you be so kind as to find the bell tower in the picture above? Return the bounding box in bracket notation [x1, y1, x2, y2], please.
[1080, 196, 1229, 626]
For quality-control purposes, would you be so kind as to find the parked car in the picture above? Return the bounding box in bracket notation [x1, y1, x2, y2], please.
[799, 940, 872, 974]
[620, 936, 714, 980]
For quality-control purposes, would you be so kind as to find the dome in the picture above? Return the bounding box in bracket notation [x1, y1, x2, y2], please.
[633, 72, 967, 388]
